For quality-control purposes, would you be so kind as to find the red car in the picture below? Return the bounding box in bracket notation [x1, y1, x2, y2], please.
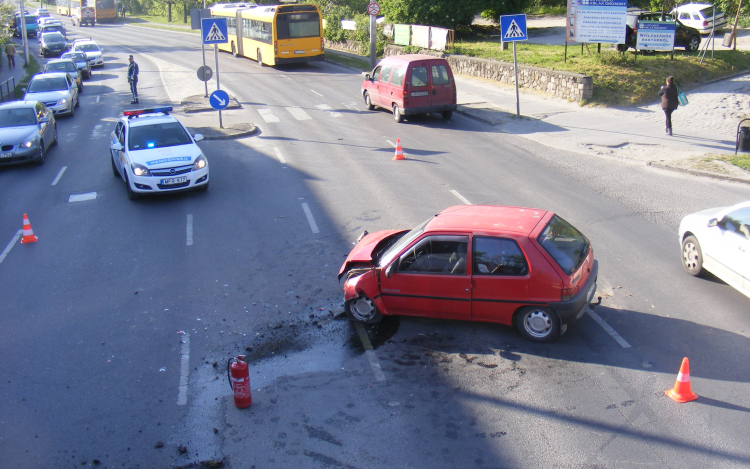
[339, 205, 598, 342]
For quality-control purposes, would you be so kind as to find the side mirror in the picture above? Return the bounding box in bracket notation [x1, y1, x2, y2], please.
[111, 142, 123, 151]
[365, 73, 371, 80]
[40, 117, 49, 124]
[707, 218, 718, 227]
[21, 86, 27, 93]
[193, 133, 204, 142]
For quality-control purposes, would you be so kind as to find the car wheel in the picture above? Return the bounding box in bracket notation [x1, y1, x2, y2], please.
[393, 104, 403, 123]
[53, 124, 58, 146]
[124, 173, 139, 200]
[687, 35, 700, 52]
[78, 84, 83, 93]
[35, 141, 45, 165]
[682, 235, 704, 276]
[257, 49, 263, 67]
[364, 91, 374, 110]
[441, 110, 453, 119]
[69, 102, 75, 116]
[346, 294, 382, 323]
[516, 306, 560, 342]
[110, 152, 120, 177]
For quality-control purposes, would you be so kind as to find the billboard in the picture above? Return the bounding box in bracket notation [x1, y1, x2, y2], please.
[636, 21, 676, 50]
[566, 0, 626, 44]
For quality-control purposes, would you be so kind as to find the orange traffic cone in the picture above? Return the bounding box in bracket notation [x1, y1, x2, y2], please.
[665, 357, 698, 403]
[21, 214, 38, 244]
[393, 139, 405, 160]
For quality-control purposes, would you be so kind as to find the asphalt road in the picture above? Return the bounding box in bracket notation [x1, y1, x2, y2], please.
[1, 18, 749, 469]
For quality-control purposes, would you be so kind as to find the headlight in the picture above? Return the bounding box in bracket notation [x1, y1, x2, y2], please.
[131, 163, 150, 176]
[57, 98, 68, 105]
[193, 155, 207, 170]
[21, 139, 35, 148]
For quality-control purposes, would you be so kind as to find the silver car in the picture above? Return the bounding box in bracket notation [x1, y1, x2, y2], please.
[23, 73, 79, 117]
[0, 101, 58, 166]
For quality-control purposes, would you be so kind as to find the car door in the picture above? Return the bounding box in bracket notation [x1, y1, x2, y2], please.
[375, 63, 393, 109]
[406, 61, 431, 110]
[716, 207, 750, 295]
[34, 102, 50, 143]
[379, 235, 471, 320]
[111, 121, 125, 174]
[429, 61, 453, 108]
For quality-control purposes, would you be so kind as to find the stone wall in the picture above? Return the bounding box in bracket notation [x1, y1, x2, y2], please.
[383, 45, 593, 102]
[324, 39, 362, 55]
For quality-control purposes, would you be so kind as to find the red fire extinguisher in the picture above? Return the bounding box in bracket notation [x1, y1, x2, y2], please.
[227, 355, 252, 408]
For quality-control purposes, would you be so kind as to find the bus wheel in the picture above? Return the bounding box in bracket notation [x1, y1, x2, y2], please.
[257, 50, 263, 67]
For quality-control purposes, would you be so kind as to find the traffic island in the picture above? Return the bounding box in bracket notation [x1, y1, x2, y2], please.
[182, 94, 242, 113]
[187, 123, 257, 140]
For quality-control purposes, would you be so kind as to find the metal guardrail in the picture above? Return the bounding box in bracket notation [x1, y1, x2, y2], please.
[0, 77, 16, 103]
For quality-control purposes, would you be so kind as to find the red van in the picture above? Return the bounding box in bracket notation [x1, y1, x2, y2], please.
[362, 54, 457, 123]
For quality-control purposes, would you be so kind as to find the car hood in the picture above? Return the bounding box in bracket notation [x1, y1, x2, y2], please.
[24, 90, 70, 102]
[338, 229, 407, 279]
[0, 126, 38, 143]
[129, 145, 203, 168]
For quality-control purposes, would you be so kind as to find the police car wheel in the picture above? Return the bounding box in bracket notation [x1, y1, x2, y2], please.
[124, 173, 139, 200]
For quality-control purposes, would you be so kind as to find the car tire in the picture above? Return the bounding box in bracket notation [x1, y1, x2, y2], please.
[35, 141, 45, 165]
[53, 124, 58, 146]
[393, 104, 403, 123]
[345, 294, 382, 323]
[441, 110, 452, 120]
[364, 91, 374, 110]
[69, 102, 75, 116]
[111, 152, 120, 177]
[75, 96, 80, 108]
[516, 306, 560, 342]
[687, 35, 700, 52]
[124, 173, 139, 200]
[257, 49, 262, 67]
[682, 235, 704, 276]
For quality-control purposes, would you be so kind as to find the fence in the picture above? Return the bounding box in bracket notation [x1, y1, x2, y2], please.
[0, 77, 16, 103]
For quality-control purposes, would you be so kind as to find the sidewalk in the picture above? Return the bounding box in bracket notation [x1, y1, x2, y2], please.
[0, 39, 31, 102]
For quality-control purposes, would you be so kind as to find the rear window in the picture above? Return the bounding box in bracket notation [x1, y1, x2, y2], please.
[699, 7, 715, 19]
[390, 67, 405, 86]
[537, 215, 589, 275]
[276, 12, 320, 39]
[431, 65, 450, 85]
[411, 66, 428, 87]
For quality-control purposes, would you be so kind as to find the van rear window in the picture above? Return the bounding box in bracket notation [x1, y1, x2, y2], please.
[411, 67, 428, 87]
[432, 65, 450, 85]
[390, 67, 405, 86]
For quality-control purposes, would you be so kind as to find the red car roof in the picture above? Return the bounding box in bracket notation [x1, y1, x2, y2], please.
[426, 205, 549, 235]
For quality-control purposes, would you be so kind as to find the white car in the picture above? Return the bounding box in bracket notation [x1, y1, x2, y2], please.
[671, 3, 728, 34]
[679, 201, 750, 299]
[72, 40, 104, 67]
[23, 72, 79, 116]
[109, 107, 209, 200]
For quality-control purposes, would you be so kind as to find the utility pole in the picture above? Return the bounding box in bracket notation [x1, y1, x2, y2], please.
[19, 0, 29, 67]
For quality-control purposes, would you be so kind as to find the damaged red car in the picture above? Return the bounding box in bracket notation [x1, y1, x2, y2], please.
[338, 205, 598, 342]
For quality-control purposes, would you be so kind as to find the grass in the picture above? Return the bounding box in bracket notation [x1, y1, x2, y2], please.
[120, 15, 199, 33]
[14, 55, 40, 99]
[727, 154, 750, 170]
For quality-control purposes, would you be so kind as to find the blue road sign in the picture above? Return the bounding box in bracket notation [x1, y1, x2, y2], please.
[202, 18, 228, 45]
[209, 90, 230, 110]
[500, 14, 527, 42]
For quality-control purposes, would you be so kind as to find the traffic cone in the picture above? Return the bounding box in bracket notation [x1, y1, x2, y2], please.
[21, 214, 38, 244]
[665, 357, 698, 403]
[393, 139, 405, 161]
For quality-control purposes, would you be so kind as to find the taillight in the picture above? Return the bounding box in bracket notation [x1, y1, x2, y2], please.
[561, 286, 579, 301]
[703, 20, 708, 27]
[321, 37, 324, 51]
[274, 41, 277, 55]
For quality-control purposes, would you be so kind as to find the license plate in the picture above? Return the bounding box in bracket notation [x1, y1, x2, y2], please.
[0, 153, 11, 159]
[161, 176, 188, 186]
[586, 281, 596, 303]
[294, 50, 306, 54]
[411, 91, 429, 97]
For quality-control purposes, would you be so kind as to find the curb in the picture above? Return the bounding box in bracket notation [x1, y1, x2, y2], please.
[188, 123, 258, 140]
[648, 161, 750, 185]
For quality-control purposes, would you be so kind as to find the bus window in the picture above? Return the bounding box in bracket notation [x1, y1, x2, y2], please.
[276, 12, 320, 39]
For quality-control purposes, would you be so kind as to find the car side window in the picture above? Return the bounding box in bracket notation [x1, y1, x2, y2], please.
[390, 67, 405, 86]
[680, 12, 690, 20]
[371, 65, 381, 83]
[720, 207, 750, 239]
[115, 122, 125, 145]
[34, 103, 44, 121]
[411, 66, 428, 87]
[398, 235, 469, 275]
[380, 64, 393, 84]
[473, 237, 529, 276]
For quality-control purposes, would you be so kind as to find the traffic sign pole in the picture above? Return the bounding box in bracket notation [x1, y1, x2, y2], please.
[499, 14, 528, 118]
[202, 43, 208, 97]
[215, 44, 222, 129]
[513, 42, 519, 117]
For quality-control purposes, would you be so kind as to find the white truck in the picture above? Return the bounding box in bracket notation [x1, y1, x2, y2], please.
[72, 6, 96, 27]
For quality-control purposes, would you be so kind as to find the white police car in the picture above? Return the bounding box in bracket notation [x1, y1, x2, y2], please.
[109, 107, 208, 200]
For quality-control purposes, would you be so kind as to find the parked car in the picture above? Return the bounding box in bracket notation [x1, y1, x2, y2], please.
[37, 17, 62, 26]
[38, 23, 67, 39]
[617, 9, 702, 52]
[362, 54, 457, 123]
[672, 3, 728, 34]
[61, 51, 92, 79]
[44, 59, 83, 92]
[39, 32, 68, 57]
[339, 205, 599, 342]
[34, 8, 51, 18]
[22, 73, 79, 117]
[679, 201, 750, 299]
[11, 13, 39, 37]
[0, 101, 57, 166]
[70, 38, 104, 67]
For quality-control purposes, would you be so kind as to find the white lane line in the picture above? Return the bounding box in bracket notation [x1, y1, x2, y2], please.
[177, 332, 190, 405]
[301, 203, 319, 234]
[316, 104, 342, 118]
[310, 89, 323, 97]
[258, 109, 280, 123]
[286, 106, 312, 121]
[186, 214, 193, 246]
[96, 96, 100, 103]
[450, 190, 472, 205]
[273, 147, 286, 164]
[90, 124, 105, 139]
[343, 102, 358, 110]
[587, 309, 631, 348]
[69, 192, 97, 203]
[51, 166, 67, 186]
[355, 323, 386, 382]
[0, 230, 22, 265]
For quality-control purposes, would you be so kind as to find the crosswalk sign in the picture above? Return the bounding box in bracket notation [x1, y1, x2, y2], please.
[202, 18, 228, 45]
[500, 14, 527, 42]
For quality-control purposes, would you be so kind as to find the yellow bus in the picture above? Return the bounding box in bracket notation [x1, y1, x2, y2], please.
[56, 0, 81, 16]
[93, 0, 117, 23]
[210, 4, 324, 66]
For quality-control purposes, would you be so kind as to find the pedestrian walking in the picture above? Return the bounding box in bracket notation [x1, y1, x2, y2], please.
[659, 76, 679, 136]
[127, 55, 139, 104]
[5, 42, 16, 68]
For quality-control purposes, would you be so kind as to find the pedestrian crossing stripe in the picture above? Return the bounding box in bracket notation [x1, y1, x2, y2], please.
[205, 22, 226, 42]
[504, 20, 525, 39]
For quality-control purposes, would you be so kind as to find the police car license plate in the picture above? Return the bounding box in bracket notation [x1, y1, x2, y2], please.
[161, 176, 188, 186]
[294, 50, 306, 54]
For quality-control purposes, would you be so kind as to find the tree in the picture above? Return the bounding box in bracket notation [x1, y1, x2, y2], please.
[378, 0, 531, 29]
[0, 2, 15, 45]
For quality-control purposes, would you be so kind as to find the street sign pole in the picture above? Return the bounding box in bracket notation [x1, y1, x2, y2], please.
[369, 14, 376, 70]
[499, 13, 528, 118]
[215, 44, 222, 129]
[513, 42, 519, 117]
[201, 43, 208, 97]
[202, 17, 228, 128]
[19, 0, 29, 66]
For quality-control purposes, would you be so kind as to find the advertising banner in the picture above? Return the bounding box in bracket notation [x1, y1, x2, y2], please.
[411, 25, 430, 48]
[394, 24, 411, 46]
[566, 0, 626, 44]
[636, 21, 676, 50]
[430, 27, 449, 51]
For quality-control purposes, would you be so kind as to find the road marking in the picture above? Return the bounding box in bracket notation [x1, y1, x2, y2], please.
[450, 190, 472, 205]
[286, 106, 312, 121]
[310, 89, 323, 97]
[301, 203, 319, 234]
[177, 331, 190, 405]
[0, 230, 22, 265]
[69, 192, 97, 203]
[316, 104, 342, 118]
[186, 214, 193, 246]
[355, 323, 386, 382]
[386, 139, 408, 157]
[96, 96, 100, 103]
[258, 109, 280, 123]
[273, 147, 286, 164]
[51, 166, 67, 186]
[587, 309, 631, 348]
[90, 124, 105, 139]
[343, 102, 358, 110]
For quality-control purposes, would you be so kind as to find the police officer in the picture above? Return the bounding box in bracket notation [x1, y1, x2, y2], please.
[127, 55, 139, 104]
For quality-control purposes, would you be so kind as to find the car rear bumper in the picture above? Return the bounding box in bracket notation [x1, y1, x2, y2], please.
[548, 260, 599, 325]
[402, 104, 457, 115]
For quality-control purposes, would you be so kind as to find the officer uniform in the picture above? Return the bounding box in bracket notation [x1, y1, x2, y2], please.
[127, 55, 139, 104]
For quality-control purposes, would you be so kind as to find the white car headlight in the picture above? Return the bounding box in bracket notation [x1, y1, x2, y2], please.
[131, 163, 150, 176]
[21, 139, 35, 148]
[57, 98, 69, 105]
[193, 155, 207, 170]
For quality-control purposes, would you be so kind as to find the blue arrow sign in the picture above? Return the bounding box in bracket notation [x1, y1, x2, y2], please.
[500, 14, 527, 42]
[209, 89, 230, 110]
[202, 18, 228, 45]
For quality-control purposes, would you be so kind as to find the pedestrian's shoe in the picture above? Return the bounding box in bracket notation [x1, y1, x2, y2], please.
[665, 127, 669, 134]
[668, 128, 673, 136]
[130, 100, 136, 104]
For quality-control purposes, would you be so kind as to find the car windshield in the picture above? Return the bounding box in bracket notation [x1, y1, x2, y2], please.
[128, 122, 192, 150]
[46, 62, 76, 72]
[378, 217, 433, 267]
[0, 108, 37, 127]
[77, 44, 99, 52]
[43, 33, 65, 42]
[28, 77, 69, 92]
[537, 215, 589, 275]
[62, 53, 85, 62]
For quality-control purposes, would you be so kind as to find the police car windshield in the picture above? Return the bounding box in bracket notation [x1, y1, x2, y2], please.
[128, 122, 192, 150]
[77, 44, 100, 52]
[0, 108, 37, 128]
[28, 77, 69, 92]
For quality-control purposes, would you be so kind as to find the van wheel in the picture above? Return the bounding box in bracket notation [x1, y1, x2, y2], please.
[441, 110, 452, 119]
[516, 306, 560, 342]
[257, 49, 263, 67]
[393, 104, 403, 123]
[364, 92, 374, 110]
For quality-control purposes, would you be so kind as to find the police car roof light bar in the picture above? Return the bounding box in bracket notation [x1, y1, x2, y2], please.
[123, 107, 173, 118]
